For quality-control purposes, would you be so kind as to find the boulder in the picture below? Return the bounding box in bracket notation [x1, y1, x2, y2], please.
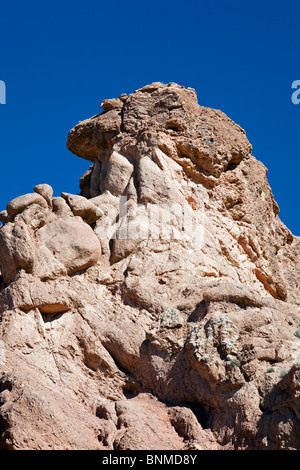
[34, 183, 53, 207]
[61, 193, 103, 224]
[6, 193, 48, 218]
[36, 216, 102, 275]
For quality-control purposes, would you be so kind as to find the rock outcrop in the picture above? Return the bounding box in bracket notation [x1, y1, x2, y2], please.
[0, 82, 299, 450]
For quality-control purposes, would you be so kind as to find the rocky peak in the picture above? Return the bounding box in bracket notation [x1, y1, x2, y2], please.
[68, 82, 252, 182]
[0, 83, 299, 450]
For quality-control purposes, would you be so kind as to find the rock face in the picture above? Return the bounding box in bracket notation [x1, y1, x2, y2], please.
[0, 82, 300, 450]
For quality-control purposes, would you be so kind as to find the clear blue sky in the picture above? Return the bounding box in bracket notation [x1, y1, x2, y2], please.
[0, 0, 299, 234]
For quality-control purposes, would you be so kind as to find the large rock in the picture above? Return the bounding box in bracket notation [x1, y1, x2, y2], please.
[100, 151, 134, 196]
[67, 82, 252, 182]
[34, 183, 53, 207]
[61, 193, 103, 224]
[0, 221, 35, 283]
[36, 216, 102, 276]
[0, 83, 299, 450]
[6, 193, 48, 218]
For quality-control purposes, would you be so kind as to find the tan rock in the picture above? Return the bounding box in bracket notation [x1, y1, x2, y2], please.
[36, 216, 102, 275]
[0, 83, 300, 451]
[0, 274, 71, 314]
[0, 210, 11, 224]
[100, 151, 134, 196]
[97, 394, 200, 450]
[101, 98, 123, 112]
[66, 109, 122, 161]
[61, 193, 103, 224]
[6, 193, 48, 218]
[52, 196, 73, 217]
[0, 221, 35, 283]
[34, 183, 53, 207]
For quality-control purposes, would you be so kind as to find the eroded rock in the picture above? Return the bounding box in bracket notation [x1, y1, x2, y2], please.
[61, 193, 103, 224]
[34, 183, 53, 207]
[0, 83, 299, 450]
[6, 193, 48, 219]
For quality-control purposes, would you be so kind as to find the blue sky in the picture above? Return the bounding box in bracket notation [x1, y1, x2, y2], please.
[0, 0, 299, 234]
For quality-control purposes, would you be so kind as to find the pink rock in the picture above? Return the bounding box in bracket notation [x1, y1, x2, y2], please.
[0, 83, 299, 450]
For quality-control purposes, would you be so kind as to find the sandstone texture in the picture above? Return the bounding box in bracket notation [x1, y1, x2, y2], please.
[0, 82, 300, 450]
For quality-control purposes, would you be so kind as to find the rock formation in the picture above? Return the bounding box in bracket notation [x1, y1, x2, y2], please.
[0, 82, 299, 450]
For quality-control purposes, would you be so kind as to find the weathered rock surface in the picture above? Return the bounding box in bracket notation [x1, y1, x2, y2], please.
[0, 82, 299, 450]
